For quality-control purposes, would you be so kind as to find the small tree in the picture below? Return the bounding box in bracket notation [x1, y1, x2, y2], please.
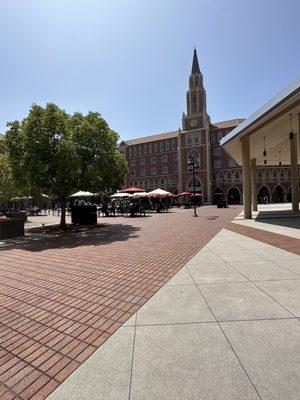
[5, 103, 127, 228]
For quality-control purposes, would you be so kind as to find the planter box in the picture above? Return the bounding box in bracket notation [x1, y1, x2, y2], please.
[0, 218, 25, 239]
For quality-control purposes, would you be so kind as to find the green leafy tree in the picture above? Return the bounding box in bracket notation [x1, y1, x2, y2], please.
[0, 136, 20, 203]
[5, 103, 127, 228]
[0, 153, 17, 203]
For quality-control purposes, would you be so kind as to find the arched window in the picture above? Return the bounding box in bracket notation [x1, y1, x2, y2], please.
[234, 170, 240, 181]
[191, 94, 197, 113]
[265, 170, 270, 180]
[272, 170, 277, 180]
[279, 169, 285, 180]
[226, 171, 232, 181]
[257, 169, 263, 180]
[187, 176, 202, 192]
[195, 76, 199, 88]
[187, 150, 200, 164]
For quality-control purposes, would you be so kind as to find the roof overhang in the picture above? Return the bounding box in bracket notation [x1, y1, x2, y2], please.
[220, 77, 300, 166]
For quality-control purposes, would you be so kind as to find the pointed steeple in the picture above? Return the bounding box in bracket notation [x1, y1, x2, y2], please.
[191, 47, 200, 75]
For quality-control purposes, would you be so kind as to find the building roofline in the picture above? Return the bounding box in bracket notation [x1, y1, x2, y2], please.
[220, 76, 300, 147]
[120, 119, 244, 146]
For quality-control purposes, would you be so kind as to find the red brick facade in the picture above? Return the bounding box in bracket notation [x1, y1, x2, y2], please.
[119, 49, 294, 204]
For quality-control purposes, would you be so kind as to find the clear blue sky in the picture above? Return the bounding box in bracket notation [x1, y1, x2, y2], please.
[1, 0, 300, 141]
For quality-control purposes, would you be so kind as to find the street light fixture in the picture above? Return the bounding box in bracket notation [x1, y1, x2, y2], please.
[187, 150, 200, 217]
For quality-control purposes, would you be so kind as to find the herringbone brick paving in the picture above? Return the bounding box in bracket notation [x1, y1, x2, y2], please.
[0, 206, 241, 399]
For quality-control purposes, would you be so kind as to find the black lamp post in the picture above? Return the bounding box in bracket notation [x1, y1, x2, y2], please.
[187, 150, 200, 217]
[219, 176, 227, 207]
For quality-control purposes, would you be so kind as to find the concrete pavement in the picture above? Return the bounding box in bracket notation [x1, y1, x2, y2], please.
[48, 228, 300, 400]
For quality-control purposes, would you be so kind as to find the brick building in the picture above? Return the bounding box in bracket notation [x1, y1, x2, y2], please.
[119, 49, 293, 204]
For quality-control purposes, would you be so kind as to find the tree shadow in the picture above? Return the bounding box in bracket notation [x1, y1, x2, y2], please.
[0, 223, 141, 252]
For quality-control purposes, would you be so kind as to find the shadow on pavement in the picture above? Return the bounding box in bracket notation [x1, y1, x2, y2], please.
[0, 223, 141, 252]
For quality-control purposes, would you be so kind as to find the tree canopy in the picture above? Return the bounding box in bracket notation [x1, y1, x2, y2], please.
[5, 103, 127, 226]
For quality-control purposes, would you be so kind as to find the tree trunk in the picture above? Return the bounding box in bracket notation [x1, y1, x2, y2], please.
[60, 200, 67, 230]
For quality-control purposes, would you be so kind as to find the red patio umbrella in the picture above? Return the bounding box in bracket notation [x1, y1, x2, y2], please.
[120, 187, 146, 193]
[178, 192, 192, 197]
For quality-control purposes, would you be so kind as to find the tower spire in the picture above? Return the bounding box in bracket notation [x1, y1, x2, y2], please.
[191, 47, 200, 75]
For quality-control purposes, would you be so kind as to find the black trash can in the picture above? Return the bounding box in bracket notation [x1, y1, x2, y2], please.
[71, 203, 97, 225]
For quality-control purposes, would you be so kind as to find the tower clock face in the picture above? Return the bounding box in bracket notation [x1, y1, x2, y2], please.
[190, 119, 197, 127]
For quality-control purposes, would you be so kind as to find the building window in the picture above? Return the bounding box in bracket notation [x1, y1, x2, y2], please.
[154, 143, 158, 152]
[213, 147, 221, 156]
[141, 168, 146, 176]
[130, 159, 136, 166]
[165, 141, 169, 151]
[187, 150, 200, 164]
[228, 159, 236, 168]
[130, 170, 136, 177]
[159, 142, 164, 152]
[174, 165, 178, 173]
[173, 153, 177, 161]
[191, 94, 197, 113]
[129, 148, 132, 157]
[151, 167, 157, 175]
[187, 136, 193, 145]
[133, 147, 137, 156]
[138, 146, 142, 155]
[213, 160, 221, 169]
[149, 144, 152, 153]
[161, 154, 168, 163]
[234, 170, 240, 181]
[151, 156, 156, 164]
[162, 166, 168, 174]
[140, 158, 146, 165]
[194, 135, 199, 144]
[171, 141, 176, 150]
[143, 145, 147, 154]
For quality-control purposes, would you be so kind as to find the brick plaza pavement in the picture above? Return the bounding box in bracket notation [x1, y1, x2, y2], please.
[0, 206, 241, 399]
[227, 222, 300, 256]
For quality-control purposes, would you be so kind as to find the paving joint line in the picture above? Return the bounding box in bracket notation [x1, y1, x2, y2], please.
[128, 313, 137, 400]
[209, 232, 298, 319]
[185, 246, 263, 400]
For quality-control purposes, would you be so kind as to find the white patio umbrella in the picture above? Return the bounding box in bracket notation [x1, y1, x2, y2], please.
[70, 191, 95, 197]
[147, 188, 172, 198]
[132, 192, 148, 198]
[110, 192, 133, 198]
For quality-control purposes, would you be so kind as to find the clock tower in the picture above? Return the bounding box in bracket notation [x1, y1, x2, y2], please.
[182, 47, 209, 130]
[178, 48, 212, 203]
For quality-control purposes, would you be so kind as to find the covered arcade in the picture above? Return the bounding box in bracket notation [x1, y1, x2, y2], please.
[221, 77, 300, 219]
